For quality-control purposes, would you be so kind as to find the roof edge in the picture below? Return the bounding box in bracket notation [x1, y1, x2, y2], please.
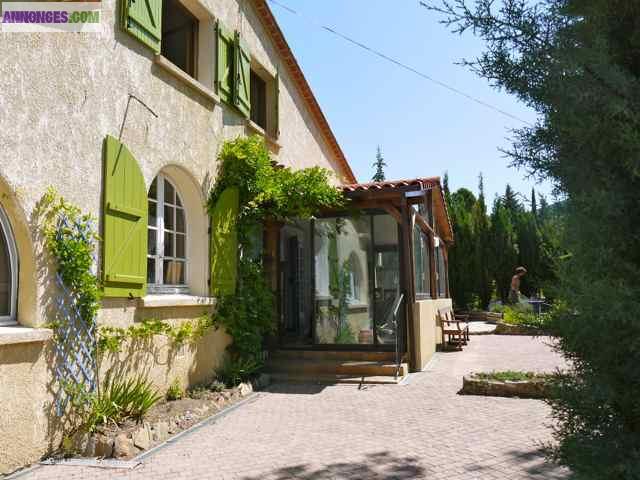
[252, 0, 357, 184]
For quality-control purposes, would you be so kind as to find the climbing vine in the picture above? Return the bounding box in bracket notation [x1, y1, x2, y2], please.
[208, 135, 346, 361]
[39, 188, 216, 355]
[97, 315, 214, 353]
[39, 187, 102, 330]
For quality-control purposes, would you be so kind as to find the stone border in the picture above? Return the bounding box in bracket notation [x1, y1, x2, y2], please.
[460, 374, 549, 399]
[494, 322, 547, 336]
[69, 374, 271, 460]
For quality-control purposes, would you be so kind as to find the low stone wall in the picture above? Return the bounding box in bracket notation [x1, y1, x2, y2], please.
[494, 322, 546, 336]
[458, 311, 503, 323]
[69, 374, 270, 460]
[460, 375, 549, 399]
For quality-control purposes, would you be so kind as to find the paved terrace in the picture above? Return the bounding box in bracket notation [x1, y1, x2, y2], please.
[17, 335, 570, 480]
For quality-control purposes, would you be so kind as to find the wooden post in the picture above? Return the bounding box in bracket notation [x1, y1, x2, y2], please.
[425, 191, 437, 299]
[263, 219, 282, 343]
[400, 197, 416, 371]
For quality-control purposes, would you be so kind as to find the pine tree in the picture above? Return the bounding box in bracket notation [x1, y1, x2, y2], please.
[372, 146, 387, 182]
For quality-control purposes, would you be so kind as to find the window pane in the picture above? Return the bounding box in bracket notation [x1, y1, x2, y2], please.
[164, 232, 174, 257]
[0, 229, 11, 316]
[413, 226, 430, 296]
[148, 200, 157, 227]
[176, 234, 185, 259]
[164, 205, 174, 231]
[148, 229, 157, 255]
[163, 260, 185, 285]
[250, 70, 268, 129]
[164, 180, 175, 205]
[147, 257, 156, 284]
[176, 208, 185, 233]
[161, 0, 197, 77]
[314, 216, 373, 345]
[175, 194, 182, 207]
[149, 178, 158, 200]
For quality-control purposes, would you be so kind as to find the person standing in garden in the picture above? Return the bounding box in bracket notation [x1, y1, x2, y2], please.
[509, 267, 527, 304]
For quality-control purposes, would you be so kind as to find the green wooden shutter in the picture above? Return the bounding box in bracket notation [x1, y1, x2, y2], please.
[234, 32, 251, 118]
[216, 21, 234, 104]
[210, 187, 240, 296]
[102, 135, 148, 298]
[121, 0, 162, 53]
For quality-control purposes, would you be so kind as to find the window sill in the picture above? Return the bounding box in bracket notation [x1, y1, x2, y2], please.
[140, 294, 217, 308]
[0, 326, 53, 346]
[245, 119, 281, 151]
[154, 55, 219, 104]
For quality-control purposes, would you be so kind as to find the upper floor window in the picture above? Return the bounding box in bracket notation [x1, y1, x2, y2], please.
[0, 205, 17, 325]
[250, 70, 267, 130]
[147, 175, 187, 293]
[249, 64, 279, 138]
[162, 0, 199, 77]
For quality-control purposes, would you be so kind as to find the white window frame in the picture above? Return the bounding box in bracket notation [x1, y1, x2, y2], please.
[147, 175, 189, 294]
[0, 204, 18, 326]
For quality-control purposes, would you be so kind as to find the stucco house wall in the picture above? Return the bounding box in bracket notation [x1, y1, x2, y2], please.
[0, 0, 353, 474]
[413, 298, 453, 371]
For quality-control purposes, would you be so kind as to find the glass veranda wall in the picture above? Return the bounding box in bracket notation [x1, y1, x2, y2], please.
[279, 211, 404, 348]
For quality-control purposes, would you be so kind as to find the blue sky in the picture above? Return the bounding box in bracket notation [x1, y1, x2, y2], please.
[270, 0, 555, 206]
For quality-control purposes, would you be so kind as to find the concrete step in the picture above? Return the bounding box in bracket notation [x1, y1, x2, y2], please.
[269, 372, 405, 385]
[270, 349, 397, 362]
[267, 358, 408, 378]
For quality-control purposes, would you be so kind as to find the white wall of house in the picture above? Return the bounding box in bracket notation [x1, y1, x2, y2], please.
[0, 0, 351, 473]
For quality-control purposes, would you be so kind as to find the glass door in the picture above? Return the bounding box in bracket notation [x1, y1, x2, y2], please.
[311, 212, 403, 348]
[372, 214, 401, 346]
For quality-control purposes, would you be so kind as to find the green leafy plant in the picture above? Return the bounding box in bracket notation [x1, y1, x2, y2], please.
[37, 187, 101, 329]
[82, 375, 161, 432]
[502, 306, 549, 329]
[216, 356, 263, 388]
[166, 379, 185, 401]
[207, 135, 345, 367]
[98, 315, 214, 353]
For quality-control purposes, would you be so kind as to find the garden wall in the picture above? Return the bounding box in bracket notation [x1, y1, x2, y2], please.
[413, 298, 453, 371]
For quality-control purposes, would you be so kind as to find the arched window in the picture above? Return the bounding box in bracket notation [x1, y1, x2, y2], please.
[147, 175, 188, 293]
[0, 205, 18, 325]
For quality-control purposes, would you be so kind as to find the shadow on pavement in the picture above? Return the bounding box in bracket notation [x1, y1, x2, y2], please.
[241, 451, 428, 479]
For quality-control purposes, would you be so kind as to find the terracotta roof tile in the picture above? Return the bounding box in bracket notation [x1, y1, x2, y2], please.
[342, 177, 440, 192]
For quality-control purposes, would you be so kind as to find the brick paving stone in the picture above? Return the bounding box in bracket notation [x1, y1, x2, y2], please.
[16, 335, 571, 480]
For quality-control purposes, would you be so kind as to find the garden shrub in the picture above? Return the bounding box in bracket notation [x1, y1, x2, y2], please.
[216, 356, 262, 388]
[166, 379, 184, 401]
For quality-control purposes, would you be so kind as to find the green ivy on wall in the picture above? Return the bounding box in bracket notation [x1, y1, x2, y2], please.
[39, 187, 102, 331]
[208, 135, 346, 362]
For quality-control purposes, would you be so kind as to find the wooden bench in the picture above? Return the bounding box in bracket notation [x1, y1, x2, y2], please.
[438, 307, 470, 351]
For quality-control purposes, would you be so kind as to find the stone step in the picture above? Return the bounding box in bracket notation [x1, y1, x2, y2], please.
[269, 372, 405, 385]
[269, 349, 397, 362]
[268, 358, 408, 378]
